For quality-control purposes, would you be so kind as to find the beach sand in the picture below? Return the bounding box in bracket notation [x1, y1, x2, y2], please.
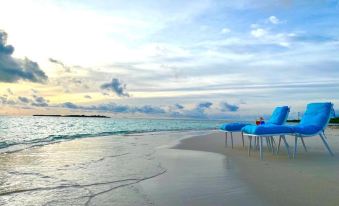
[172, 128, 339, 206]
[140, 146, 265, 206]
[1, 129, 339, 205]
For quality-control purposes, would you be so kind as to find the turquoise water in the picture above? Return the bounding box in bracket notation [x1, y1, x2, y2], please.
[0, 116, 223, 152]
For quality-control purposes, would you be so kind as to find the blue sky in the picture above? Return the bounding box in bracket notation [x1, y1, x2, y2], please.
[0, 0, 339, 119]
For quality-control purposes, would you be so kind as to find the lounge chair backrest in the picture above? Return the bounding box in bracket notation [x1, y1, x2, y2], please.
[300, 102, 333, 130]
[267, 106, 290, 125]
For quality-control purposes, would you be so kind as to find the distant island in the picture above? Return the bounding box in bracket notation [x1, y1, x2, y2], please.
[287, 117, 339, 124]
[33, 114, 110, 118]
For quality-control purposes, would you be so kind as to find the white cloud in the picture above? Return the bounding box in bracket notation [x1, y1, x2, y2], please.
[268, 16, 281, 24]
[251, 28, 267, 38]
[249, 26, 295, 47]
[221, 28, 231, 34]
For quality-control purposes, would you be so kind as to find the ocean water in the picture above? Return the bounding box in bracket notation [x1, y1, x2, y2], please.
[0, 116, 223, 153]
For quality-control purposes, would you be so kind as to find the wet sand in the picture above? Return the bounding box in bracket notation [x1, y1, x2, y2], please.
[173, 128, 339, 206]
[0, 132, 186, 205]
[0, 130, 266, 206]
[140, 148, 265, 206]
[1, 130, 259, 206]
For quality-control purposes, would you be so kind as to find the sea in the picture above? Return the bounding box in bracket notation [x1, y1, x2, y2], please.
[0, 116, 224, 153]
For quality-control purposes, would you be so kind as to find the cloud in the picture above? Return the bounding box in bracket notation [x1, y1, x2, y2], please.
[100, 78, 129, 97]
[13, 95, 49, 107]
[71, 78, 82, 84]
[98, 104, 131, 113]
[196, 102, 213, 110]
[170, 102, 213, 119]
[247, 26, 294, 47]
[53, 77, 90, 94]
[221, 28, 231, 34]
[268, 16, 281, 24]
[220, 102, 239, 112]
[136, 105, 165, 114]
[61, 102, 165, 115]
[62, 102, 79, 109]
[175, 103, 184, 109]
[0, 95, 16, 105]
[251, 28, 267, 38]
[185, 102, 213, 118]
[84, 95, 92, 99]
[7, 88, 13, 95]
[49, 58, 71, 72]
[31, 95, 49, 107]
[0, 30, 48, 83]
[18, 96, 31, 103]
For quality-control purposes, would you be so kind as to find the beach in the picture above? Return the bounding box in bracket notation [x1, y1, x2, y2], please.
[1, 0, 338, 205]
[1, 126, 339, 205]
[173, 127, 339, 206]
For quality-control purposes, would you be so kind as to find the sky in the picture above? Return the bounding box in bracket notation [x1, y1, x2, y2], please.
[0, 0, 339, 120]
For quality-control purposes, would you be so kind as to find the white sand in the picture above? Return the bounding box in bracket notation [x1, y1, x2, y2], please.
[174, 127, 339, 206]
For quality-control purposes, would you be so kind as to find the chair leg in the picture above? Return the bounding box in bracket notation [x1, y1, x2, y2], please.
[294, 136, 298, 159]
[282, 135, 291, 159]
[300, 136, 307, 152]
[225, 132, 228, 147]
[248, 136, 252, 156]
[254, 137, 257, 149]
[277, 136, 282, 154]
[271, 136, 276, 147]
[230, 132, 234, 149]
[259, 136, 263, 160]
[319, 133, 334, 156]
[271, 137, 275, 155]
[266, 137, 271, 152]
[241, 132, 245, 148]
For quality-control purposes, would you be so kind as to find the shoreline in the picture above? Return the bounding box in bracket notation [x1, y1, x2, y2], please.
[1, 129, 339, 205]
[173, 130, 339, 206]
[0, 130, 234, 205]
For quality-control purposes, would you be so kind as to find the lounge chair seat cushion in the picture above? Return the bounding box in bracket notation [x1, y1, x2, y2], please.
[220, 123, 249, 132]
[292, 125, 322, 135]
[242, 124, 294, 135]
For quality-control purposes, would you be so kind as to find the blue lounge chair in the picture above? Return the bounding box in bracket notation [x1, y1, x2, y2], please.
[242, 102, 335, 160]
[220, 106, 290, 148]
[292, 102, 335, 158]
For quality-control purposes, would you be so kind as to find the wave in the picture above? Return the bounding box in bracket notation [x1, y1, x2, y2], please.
[0, 127, 216, 153]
